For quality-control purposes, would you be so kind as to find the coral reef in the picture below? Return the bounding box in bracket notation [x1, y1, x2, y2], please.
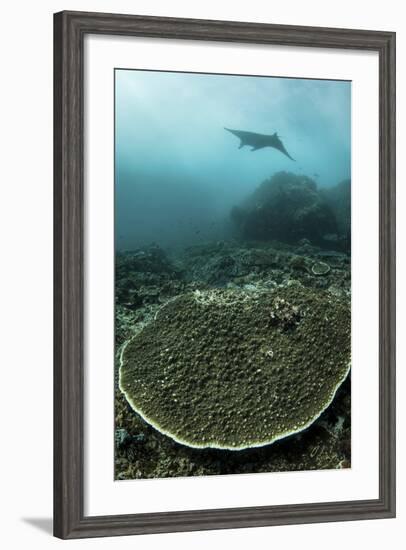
[230, 172, 339, 246]
[115, 237, 351, 478]
[311, 261, 331, 276]
[115, 244, 183, 310]
[179, 240, 349, 293]
[115, 376, 351, 479]
[321, 178, 351, 251]
[119, 285, 350, 450]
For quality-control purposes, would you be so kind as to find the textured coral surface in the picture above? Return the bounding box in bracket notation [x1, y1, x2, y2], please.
[120, 286, 350, 449]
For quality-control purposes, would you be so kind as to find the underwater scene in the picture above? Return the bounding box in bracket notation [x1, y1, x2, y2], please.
[115, 69, 351, 480]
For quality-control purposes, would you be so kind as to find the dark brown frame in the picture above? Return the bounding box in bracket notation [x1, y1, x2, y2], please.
[54, 10, 396, 539]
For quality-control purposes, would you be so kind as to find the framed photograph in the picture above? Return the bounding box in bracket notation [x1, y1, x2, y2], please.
[54, 10, 396, 539]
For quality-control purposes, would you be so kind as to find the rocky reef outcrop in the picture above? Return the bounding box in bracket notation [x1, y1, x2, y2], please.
[320, 178, 351, 251]
[231, 172, 350, 250]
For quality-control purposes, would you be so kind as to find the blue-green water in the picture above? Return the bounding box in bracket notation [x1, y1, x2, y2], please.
[115, 69, 351, 250]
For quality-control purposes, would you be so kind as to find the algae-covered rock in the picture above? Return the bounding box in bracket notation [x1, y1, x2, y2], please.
[119, 286, 350, 450]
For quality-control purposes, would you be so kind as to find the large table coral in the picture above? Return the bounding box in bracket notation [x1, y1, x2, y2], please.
[119, 286, 350, 450]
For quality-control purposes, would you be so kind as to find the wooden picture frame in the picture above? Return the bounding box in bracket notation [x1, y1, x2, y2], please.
[54, 10, 396, 539]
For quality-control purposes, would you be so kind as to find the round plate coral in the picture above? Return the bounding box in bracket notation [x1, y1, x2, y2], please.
[119, 286, 351, 450]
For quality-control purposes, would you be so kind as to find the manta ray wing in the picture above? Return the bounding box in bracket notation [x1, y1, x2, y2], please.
[225, 128, 270, 151]
[271, 138, 295, 161]
[251, 144, 267, 151]
[224, 127, 257, 147]
[224, 127, 254, 140]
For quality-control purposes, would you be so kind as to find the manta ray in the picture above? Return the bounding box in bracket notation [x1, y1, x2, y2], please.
[224, 127, 295, 161]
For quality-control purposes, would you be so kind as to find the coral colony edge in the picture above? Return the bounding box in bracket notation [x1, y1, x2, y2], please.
[114, 69, 351, 480]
